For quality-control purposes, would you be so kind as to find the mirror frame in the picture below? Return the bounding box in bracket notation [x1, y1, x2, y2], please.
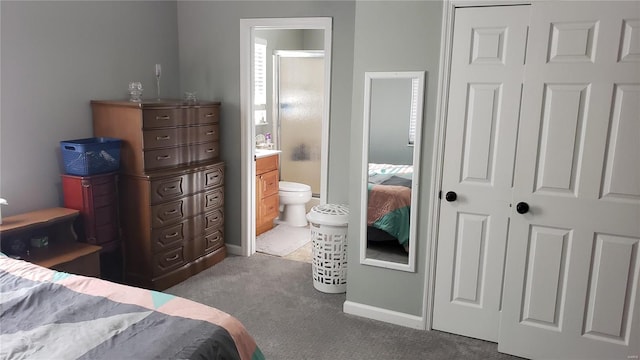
[359, 71, 425, 272]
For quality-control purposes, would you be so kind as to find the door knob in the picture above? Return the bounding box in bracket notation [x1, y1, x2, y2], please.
[445, 191, 457, 202]
[516, 202, 529, 214]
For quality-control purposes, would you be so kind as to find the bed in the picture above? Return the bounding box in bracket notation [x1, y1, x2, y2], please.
[0, 253, 264, 360]
[367, 163, 413, 249]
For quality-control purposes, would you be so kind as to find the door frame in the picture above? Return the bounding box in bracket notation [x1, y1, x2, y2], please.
[423, 0, 531, 330]
[239, 18, 332, 257]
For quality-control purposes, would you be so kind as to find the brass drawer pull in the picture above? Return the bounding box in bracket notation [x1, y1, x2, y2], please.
[165, 253, 180, 261]
[157, 155, 170, 160]
[156, 135, 170, 140]
[156, 115, 170, 120]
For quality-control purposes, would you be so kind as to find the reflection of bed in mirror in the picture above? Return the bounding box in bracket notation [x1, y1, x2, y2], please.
[360, 70, 424, 272]
[366, 163, 412, 263]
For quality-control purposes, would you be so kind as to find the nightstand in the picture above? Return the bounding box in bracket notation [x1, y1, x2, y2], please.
[0, 207, 101, 277]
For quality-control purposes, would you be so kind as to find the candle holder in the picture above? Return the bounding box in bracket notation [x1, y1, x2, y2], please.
[155, 64, 162, 100]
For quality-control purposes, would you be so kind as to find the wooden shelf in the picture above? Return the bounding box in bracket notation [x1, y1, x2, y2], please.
[0, 207, 101, 277]
[0, 207, 79, 234]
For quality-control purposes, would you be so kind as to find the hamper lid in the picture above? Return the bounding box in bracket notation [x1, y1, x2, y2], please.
[306, 204, 350, 226]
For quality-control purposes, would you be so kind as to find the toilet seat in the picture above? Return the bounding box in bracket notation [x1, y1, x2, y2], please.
[279, 181, 311, 192]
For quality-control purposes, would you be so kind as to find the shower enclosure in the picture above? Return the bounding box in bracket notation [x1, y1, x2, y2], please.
[274, 51, 324, 197]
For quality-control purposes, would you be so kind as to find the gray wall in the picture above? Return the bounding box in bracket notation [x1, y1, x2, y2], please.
[347, 1, 443, 316]
[0, 1, 180, 216]
[176, 1, 356, 247]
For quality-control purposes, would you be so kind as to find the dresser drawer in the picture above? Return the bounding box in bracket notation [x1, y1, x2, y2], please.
[144, 147, 183, 170]
[203, 164, 224, 189]
[195, 106, 219, 125]
[259, 193, 279, 221]
[190, 124, 219, 143]
[150, 174, 192, 204]
[84, 175, 117, 197]
[151, 198, 190, 228]
[153, 246, 186, 276]
[204, 187, 224, 212]
[151, 220, 190, 253]
[203, 228, 224, 254]
[192, 142, 219, 163]
[256, 154, 278, 175]
[143, 108, 182, 129]
[92, 221, 118, 245]
[143, 128, 183, 149]
[84, 202, 118, 246]
[204, 208, 224, 231]
[259, 169, 279, 198]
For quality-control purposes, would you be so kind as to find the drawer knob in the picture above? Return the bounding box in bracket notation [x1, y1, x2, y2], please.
[205, 113, 214, 118]
[165, 232, 179, 239]
[156, 115, 170, 120]
[165, 209, 178, 215]
[156, 135, 170, 140]
[157, 155, 170, 160]
[206, 148, 215, 153]
[206, 131, 215, 135]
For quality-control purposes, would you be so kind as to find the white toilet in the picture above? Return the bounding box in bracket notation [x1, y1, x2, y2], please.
[278, 181, 312, 227]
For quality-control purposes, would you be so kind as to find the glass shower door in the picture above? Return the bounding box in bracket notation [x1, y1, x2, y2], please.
[276, 52, 324, 197]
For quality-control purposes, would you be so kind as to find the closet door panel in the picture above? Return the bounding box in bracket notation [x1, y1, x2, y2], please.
[499, 2, 640, 359]
[432, 4, 530, 342]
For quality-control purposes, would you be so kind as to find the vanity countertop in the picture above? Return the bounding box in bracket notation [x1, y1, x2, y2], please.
[255, 149, 282, 159]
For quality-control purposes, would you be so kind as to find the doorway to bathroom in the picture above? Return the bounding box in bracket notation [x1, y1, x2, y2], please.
[239, 18, 332, 257]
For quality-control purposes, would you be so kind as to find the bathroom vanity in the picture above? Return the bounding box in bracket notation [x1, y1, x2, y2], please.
[255, 151, 281, 236]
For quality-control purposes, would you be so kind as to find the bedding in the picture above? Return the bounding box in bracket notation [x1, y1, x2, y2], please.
[0, 253, 264, 360]
[367, 163, 413, 247]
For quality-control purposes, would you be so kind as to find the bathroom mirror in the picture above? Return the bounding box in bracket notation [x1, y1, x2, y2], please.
[360, 71, 424, 272]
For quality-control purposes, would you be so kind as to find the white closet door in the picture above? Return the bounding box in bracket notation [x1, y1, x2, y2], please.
[499, 2, 640, 359]
[432, 5, 530, 342]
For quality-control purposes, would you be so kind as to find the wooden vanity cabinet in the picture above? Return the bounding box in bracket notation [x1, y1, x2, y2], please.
[91, 100, 226, 290]
[256, 154, 279, 236]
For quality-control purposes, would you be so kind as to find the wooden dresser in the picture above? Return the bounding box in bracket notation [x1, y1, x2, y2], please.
[91, 100, 226, 290]
[256, 154, 279, 236]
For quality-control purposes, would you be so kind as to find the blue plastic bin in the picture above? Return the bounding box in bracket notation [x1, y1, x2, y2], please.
[60, 137, 121, 176]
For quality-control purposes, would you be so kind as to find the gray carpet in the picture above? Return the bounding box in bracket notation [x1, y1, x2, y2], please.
[167, 254, 519, 360]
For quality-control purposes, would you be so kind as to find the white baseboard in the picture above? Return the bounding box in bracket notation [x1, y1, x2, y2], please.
[343, 300, 425, 330]
[225, 244, 244, 256]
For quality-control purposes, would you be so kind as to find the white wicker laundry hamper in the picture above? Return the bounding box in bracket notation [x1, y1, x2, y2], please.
[306, 204, 349, 294]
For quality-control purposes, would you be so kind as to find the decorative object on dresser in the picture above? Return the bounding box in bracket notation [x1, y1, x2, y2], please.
[0, 207, 102, 277]
[91, 99, 225, 291]
[255, 153, 279, 236]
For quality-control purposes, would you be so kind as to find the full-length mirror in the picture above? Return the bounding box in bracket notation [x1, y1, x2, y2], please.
[360, 71, 424, 272]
